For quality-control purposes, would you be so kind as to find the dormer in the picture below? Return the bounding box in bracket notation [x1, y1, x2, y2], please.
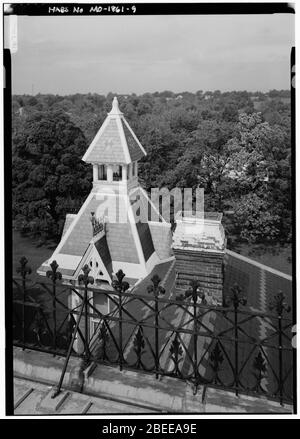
[82, 97, 146, 191]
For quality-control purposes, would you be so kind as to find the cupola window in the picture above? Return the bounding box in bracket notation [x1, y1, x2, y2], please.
[132, 162, 137, 177]
[112, 165, 122, 181]
[98, 164, 107, 180]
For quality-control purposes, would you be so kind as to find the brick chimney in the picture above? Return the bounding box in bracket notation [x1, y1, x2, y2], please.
[172, 212, 226, 305]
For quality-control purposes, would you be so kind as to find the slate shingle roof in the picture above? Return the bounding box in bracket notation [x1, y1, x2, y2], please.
[59, 194, 139, 264]
[83, 119, 127, 164]
[61, 197, 99, 256]
[62, 214, 76, 237]
[82, 97, 146, 165]
[149, 222, 173, 260]
[223, 251, 292, 310]
[121, 119, 145, 162]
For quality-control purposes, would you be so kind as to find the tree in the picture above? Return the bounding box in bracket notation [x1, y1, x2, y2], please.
[12, 110, 92, 241]
[225, 113, 291, 244]
[229, 193, 281, 244]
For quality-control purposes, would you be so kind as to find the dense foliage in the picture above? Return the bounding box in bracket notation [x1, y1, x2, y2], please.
[12, 110, 92, 240]
[12, 90, 292, 245]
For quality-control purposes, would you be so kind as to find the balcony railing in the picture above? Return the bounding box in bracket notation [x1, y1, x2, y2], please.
[12, 256, 294, 405]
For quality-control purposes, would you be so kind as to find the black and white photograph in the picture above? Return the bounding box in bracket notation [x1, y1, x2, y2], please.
[3, 2, 296, 419]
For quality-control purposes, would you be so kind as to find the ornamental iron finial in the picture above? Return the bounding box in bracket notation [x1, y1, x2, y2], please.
[78, 264, 94, 286]
[16, 256, 32, 278]
[112, 269, 130, 293]
[269, 291, 291, 316]
[226, 283, 247, 309]
[147, 274, 165, 296]
[185, 279, 202, 302]
[46, 260, 62, 282]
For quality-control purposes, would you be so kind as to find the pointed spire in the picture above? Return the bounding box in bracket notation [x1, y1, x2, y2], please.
[108, 96, 123, 116]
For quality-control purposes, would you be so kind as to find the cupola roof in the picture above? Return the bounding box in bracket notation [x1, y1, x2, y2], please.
[82, 97, 146, 165]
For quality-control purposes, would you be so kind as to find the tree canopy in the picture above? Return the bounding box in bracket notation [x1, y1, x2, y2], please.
[12, 109, 92, 241]
[12, 90, 292, 246]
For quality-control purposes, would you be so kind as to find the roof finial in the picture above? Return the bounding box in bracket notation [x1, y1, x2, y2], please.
[109, 96, 123, 115]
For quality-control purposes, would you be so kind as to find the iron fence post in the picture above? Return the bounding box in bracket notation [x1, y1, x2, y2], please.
[78, 265, 94, 367]
[269, 291, 291, 406]
[46, 260, 62, 353]
[16, 257, 31, 349]
[112, 270, 130, 372]
[227, 284, 247, 397]
[193, 290, 198, 384]
[278, 313, 283, 405]
[118, 291, 123, 371]
[147, 274, 165, 379]
[154, 290, 159, 379]
[234, 300, 239, 396]
[186, 279, 201, 390]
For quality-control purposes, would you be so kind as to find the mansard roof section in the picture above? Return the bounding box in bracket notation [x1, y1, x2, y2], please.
[82, 97, 146, 165]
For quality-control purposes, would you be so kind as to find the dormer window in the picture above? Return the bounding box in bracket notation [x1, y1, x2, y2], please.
[98, 165, 107, 181]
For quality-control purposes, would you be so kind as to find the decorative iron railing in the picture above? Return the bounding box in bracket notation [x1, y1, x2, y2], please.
[12, 257, 294, 405]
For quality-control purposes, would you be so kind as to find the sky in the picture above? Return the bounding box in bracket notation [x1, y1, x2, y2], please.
[6, 13, 295, 95]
